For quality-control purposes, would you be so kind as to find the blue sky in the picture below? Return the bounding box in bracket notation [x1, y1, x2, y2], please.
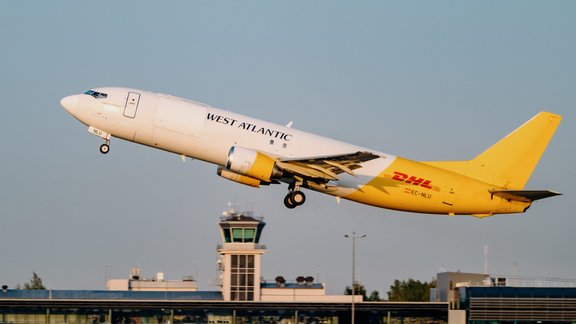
[0, 1, 574, 295]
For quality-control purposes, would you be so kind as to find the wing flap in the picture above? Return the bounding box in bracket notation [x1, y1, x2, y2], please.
[276, 161, 338, 180]
[277, 151, 380, 181]
[323, 160, 357, 176]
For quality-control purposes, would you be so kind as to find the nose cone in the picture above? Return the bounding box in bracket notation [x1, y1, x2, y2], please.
[60, 95, 80, 115]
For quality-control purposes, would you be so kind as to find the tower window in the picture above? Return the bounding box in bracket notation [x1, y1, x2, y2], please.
[230, 228, 257, 243]
[230, 254, 255, 301]
[223, 228, 232, 243]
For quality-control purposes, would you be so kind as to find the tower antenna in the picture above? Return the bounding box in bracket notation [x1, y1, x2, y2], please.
[483, 244, 488, 274]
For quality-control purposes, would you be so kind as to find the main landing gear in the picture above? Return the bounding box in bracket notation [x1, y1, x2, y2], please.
[284, 190, 306, 209]
[284, 179, 306, 209]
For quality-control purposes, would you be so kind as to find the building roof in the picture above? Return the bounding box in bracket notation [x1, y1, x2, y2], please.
[1, 290, 223, 301]
[261, 283, 324, 289]
[220, 215, 263, 223]
[465, 286, 576, 298]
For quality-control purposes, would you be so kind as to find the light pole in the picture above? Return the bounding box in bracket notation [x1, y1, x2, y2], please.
[345, 232, 366, 324]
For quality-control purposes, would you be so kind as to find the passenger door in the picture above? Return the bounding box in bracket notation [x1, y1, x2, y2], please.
[123, 92, 140, 118]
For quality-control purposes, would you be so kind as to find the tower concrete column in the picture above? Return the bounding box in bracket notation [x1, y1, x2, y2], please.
[217, 209, 267, 301]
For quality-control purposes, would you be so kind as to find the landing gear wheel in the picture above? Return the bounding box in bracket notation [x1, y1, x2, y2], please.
[284, 195, 297, 209]
[291, 191, 306, 206]
[99, 143, 110, 154]
[284, 191, 306, 209]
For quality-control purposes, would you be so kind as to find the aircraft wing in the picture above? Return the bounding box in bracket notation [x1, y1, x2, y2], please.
[276, 151, 380, 181]
[489, 189, 562, 203]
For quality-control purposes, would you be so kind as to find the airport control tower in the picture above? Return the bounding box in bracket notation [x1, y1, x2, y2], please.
[217, 208, 267, 301]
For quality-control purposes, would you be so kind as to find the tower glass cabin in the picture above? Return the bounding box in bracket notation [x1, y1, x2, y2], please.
[217, 210, 267, 301]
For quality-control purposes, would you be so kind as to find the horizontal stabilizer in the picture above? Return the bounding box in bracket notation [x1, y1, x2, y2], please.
[489, 189, 562, 203]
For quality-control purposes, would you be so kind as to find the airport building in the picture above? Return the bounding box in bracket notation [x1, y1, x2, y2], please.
[432, 271, 576, 323]
[1, 209, 575, 323]
[106, 268, 198, 292]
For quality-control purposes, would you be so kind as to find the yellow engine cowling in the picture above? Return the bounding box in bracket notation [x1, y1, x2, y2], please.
[217, 167, 262, 188]
[225, 146, 281, 181]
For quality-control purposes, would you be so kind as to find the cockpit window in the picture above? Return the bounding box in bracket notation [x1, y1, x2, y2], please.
[84, 90, 108, 99]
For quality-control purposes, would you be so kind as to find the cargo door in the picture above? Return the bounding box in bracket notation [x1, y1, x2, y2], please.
[124, 92, 140, 118]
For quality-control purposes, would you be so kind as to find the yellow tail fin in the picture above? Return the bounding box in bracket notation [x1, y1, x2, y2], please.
[425, 112, 562, 188]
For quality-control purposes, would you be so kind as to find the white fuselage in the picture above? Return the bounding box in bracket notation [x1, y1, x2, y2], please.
[64, 88, 395, 196]
[62, 87, 551, 216]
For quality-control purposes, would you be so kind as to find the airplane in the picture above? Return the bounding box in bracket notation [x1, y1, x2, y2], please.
[60, 87, 562, 217]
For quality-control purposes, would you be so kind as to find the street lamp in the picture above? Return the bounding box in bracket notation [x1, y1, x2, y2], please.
[345, 231, 366, 324]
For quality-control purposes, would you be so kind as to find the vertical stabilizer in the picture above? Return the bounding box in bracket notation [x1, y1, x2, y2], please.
[467, 112, 562, 188]
[424, 112, 562, 189]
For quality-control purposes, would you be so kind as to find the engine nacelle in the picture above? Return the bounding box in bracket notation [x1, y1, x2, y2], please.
[225, 146, 281, 181]
[217, 167, 262, 188]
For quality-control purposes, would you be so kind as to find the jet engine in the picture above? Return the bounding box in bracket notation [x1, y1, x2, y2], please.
[217, 167, 262, 188]
[225, 146, 282, 181]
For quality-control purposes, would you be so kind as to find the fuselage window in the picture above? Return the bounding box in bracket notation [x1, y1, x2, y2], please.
[84, 90, 108, 99]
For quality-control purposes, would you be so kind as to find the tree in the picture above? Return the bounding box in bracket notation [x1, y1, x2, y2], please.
[344, 281, 383, 301]
[16, 272, 46, 290]
[387, 278, 436, 302]
[367, 290, 383, 301]
[344, 281, 368, 300]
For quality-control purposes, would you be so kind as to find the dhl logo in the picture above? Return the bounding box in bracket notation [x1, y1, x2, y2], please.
[387, 172, 441, 192]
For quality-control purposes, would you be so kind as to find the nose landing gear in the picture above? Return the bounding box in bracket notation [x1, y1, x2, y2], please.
[88, 126, 111, 155]
[99, 142, 110, 154]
